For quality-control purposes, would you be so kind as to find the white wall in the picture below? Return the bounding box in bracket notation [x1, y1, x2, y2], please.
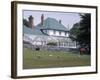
[0, 0, 100, 80]
[48, 30, 67, 37]
[48, 30, 54, 35]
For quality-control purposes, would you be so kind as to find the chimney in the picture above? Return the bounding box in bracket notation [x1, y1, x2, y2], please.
[28, 15, 34, 29]
[41, 14, 44, 26]
[59, 20, 61, 24]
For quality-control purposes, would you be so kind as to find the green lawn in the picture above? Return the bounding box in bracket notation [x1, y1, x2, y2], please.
[23, 48, 91, 69]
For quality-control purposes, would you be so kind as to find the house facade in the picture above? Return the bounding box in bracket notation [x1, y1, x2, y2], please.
[23, 15, 77, 48]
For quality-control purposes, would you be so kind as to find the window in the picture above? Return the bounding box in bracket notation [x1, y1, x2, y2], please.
[53, 30, 56, 34]
[65, 32, 67, 35]
[59, 31, 61, 35]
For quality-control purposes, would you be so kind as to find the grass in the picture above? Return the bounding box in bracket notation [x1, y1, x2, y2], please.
[23, 48, 91, 69]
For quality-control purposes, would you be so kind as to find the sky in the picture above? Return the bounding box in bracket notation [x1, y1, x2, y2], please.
[23, 10, 81, 29]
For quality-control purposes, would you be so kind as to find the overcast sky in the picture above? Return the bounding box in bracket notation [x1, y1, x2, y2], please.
[23, 10, 81, 29]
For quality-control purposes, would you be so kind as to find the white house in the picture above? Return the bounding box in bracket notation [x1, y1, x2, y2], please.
[23, 15, 77, 48]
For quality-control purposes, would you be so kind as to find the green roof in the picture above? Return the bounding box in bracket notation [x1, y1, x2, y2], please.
[24, 17, 68, 35]
[23, 25, 45, 35]
[37, 17, 68, 31]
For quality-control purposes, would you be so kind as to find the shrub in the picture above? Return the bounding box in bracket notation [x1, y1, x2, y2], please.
[47, 42, 57, 46]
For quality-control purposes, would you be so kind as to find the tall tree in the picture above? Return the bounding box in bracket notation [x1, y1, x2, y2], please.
[70, 13, 91, 54]
[69, 23, 80, 41]
[78, 14, 91, 47]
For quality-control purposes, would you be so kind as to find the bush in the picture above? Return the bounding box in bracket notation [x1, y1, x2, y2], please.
[47, 42, 57, 46]
[35, 47, 40, 51]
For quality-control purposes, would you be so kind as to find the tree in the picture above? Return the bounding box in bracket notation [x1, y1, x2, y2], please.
[78, 14, 91, 47]
[69, 13, 91, 54]
[23, 19, 30, 28]
[69, 23, 80, 41]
